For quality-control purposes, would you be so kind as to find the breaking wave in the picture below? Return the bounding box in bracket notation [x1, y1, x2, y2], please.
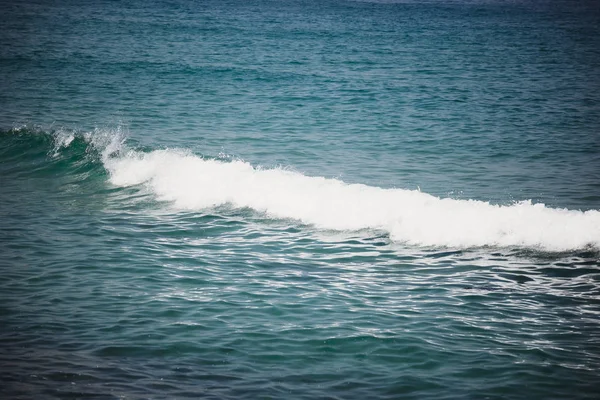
[105, 146, 600, 252]
[3, 126, 599, 251]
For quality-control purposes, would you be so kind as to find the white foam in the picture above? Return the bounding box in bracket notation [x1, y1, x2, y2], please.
[105, 148, 600, 251]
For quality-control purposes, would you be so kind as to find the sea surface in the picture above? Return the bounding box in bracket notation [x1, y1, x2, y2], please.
[1, 0, 600, 399]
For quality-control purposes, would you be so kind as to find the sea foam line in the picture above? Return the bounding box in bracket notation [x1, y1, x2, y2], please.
[103, 148, 600, 251]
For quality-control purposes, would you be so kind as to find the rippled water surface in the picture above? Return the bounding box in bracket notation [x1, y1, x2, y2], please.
[1, 0, 600, 398]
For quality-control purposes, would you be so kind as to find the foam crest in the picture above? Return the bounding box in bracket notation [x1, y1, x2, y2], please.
[106, 149, 600, 251]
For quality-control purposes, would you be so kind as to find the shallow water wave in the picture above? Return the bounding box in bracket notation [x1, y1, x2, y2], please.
[106, 147, 600, 251]
[2, 127, 599, 252]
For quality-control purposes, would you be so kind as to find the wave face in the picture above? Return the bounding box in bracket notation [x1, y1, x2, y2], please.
[104, 144, 600, 252]
[0, 125, 122, 172]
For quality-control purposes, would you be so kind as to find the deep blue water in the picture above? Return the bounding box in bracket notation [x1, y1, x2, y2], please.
[1, 0, 600, 399]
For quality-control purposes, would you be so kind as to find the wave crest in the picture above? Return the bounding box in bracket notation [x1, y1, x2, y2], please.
[105, 148, 600, 251]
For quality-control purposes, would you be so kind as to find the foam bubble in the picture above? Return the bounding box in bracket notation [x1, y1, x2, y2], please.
[105, 148, 600, 251]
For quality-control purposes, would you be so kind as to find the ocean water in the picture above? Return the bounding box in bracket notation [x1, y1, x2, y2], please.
[1, 0, 600, 398]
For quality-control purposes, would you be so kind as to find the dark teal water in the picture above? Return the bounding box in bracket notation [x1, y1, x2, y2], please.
[1, 0, 600, 399]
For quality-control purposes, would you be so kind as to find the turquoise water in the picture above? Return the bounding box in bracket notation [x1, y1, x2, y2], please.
[1, 0, 600, 398]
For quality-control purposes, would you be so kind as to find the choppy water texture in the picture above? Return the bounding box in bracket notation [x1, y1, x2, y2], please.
[1, 0, 600, 399]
